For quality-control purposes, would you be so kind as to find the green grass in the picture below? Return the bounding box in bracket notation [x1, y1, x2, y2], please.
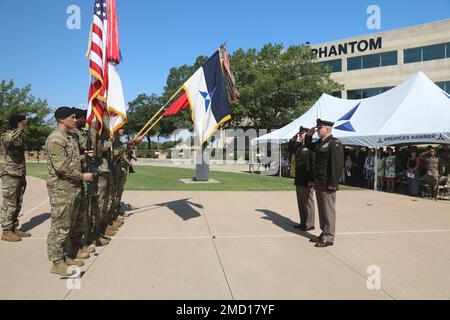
[26, 163, 354, 191]
[26, 163, 49, 180]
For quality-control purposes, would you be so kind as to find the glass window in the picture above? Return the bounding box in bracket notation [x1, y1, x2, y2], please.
[347, 57, 362, 71]
[404, 48, 421, 64]
[436, 82, 446, 91]
[362, 88, 382, 98]
[446, 43, 450, 58]
[436, 81, 450, 94]
[423, 43, 446, 61]
[331, 91, 342, 98]
[381, 51, 398, 66]
[380, 87, 394, 93]
[362, 54, 380, 69]
[320, 59, 342, 73]
[347, 90, 362, 100]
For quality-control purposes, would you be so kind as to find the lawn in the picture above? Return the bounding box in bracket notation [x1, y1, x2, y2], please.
[26, 163, 353, 191]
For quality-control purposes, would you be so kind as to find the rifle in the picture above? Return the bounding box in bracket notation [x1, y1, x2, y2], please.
[86, 126, 99, 198]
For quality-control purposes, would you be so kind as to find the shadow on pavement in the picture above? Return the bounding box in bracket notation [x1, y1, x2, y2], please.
[154, 198, 203, 221]
[255, 209, 316, 240]
[20, 212, 51, 232]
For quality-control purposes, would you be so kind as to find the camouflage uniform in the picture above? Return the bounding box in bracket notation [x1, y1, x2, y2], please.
[425, 156, 444, 198]
[97, 133, 113, 231]
[70, 127, 98, 244]
[111, 137, 129, 219]
[0, 128, 27, 230]
[45, 128, 85, 262]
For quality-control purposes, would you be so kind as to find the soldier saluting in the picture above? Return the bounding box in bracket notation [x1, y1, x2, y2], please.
[288, 126, 315, 231]
[0, 114, 31, 242]
[305, 119, 344, 248]
[45, 107, 93, 276]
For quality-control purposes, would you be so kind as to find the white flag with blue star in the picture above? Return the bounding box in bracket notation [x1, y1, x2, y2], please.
[182, 50, 231, 144]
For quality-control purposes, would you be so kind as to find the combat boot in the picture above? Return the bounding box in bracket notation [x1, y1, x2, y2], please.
[115, 216, 125, 222]
[14, 229, 31, 238]
[111, 221, 123, 228]
[2, 229, 22, 242]
[96, 237, 110, 246]
[65, 258, 84, 267]
[104, 228, 116, 237]
[82, 244, 96, 254]
[75, 249, 90, 259]
[51, 260, 76, 276]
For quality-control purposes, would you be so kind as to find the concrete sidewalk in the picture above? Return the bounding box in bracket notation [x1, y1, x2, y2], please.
[1, 177, 450, 300]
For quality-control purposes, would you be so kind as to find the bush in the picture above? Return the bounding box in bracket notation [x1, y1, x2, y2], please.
[136, 149, 159, 159]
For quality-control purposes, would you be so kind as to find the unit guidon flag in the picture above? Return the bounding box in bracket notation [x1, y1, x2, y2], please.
[164, 50, 232, 144]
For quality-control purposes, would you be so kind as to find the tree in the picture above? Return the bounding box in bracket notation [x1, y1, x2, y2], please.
[126, 94, 162, 149]
[0, 80, 52, 151]
[230, 44, 343, 130]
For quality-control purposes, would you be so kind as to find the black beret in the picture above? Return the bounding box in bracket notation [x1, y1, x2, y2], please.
[316, 118, 334, 127]
[299, 126, 310, 133]
[74, 108, 88, 119]
[8, 114, 26, 129]
[54, 107, 76, 120]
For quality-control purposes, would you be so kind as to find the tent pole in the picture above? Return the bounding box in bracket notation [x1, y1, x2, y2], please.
[279, 143, 282, 178]
[374, 149, 378, 191]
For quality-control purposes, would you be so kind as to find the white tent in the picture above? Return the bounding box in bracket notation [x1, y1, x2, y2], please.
[252, 71, 450, 147]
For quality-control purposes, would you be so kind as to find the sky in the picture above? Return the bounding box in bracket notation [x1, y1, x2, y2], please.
[0, 0, 449, 110]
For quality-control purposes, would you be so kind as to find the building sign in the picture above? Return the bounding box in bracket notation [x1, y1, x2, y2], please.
[312, 37, 382, 59]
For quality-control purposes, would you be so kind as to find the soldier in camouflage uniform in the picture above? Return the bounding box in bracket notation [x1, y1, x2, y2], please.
[422, 148, 444, 200]
[94, 130, 117, 241]
[70, 108, 98, 255]
[110, 129, 142, 222]
[111, 128, 130, 220]
[45, 107, 93, 276]
[0, 114, 31, 242]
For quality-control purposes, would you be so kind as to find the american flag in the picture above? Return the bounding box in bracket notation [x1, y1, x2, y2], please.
[87, 0, 108, 129]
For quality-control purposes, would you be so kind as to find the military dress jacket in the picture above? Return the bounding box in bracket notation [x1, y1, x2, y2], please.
[305, 135, 344, 192]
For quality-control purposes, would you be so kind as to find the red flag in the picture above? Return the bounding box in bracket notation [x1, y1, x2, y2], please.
[107, 0, 121, 63]
[163, 93, 190, 116]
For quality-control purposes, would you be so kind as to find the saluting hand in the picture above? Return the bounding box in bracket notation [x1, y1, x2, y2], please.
[307, 128, 315, 137]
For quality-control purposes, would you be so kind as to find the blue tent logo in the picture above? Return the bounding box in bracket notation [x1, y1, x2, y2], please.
[334, 103, 360, 132]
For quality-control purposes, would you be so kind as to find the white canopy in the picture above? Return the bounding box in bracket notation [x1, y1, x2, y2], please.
[252, 71, 450, 148]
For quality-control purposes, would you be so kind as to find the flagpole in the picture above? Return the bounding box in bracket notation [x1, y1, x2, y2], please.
[141, 114, 165, 138]
[134, 86, 184, 139]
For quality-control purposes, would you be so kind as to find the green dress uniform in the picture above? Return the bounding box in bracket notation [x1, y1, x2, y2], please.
[0, 128, 27, 231]
[45, 128, 85, 262]
[305, 122, 344, 244]
[288, 128, 316, 230]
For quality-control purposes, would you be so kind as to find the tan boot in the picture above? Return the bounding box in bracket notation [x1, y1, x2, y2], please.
[96, 237, 110, 246]
[14, 229, 31, 238]
[2, 230, 22, 242]
[82, 245, 96, 254]
[116, 216, 125, 222]
[65, 258, 84, 267]
[121, 213, 131, 218]
[51, 260, 76, 276]
[105, 227, 116, 237]
[75, 249, 90, 259]
[112, 221, 123, 228]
